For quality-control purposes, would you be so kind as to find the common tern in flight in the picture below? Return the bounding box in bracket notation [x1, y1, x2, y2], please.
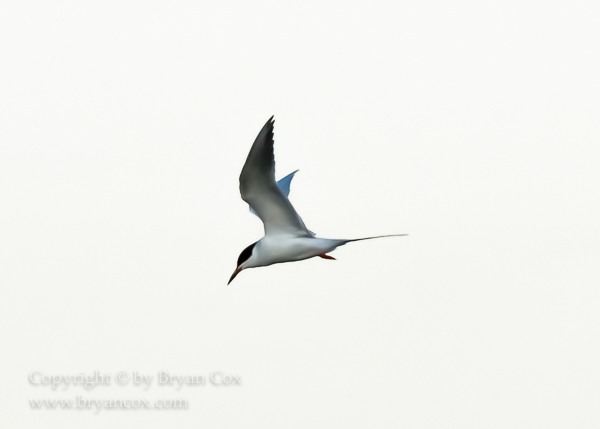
[228, 116, 407, 284]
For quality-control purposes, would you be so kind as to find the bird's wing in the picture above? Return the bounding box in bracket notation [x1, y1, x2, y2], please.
[274, 169, 297, 199]
[240, 117, 312, 237]
[248, 169, 316, 236]
[249, 169, 297, 216]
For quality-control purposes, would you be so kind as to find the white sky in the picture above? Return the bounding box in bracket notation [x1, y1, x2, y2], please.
[1, 1, 599, 428]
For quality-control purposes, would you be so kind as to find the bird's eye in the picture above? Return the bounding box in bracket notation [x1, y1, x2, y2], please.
[237, 242, 257, 266]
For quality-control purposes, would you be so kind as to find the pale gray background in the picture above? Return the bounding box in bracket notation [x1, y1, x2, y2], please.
[1, 0, 599, 427]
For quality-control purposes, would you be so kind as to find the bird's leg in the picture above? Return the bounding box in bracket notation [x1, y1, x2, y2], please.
[319, 253, 336, 260]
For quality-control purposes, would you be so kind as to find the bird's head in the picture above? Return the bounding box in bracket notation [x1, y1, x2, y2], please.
[228, 241, 258, 285]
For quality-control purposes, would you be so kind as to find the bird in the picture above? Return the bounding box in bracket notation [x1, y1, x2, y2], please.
[228, 116, 407, 284]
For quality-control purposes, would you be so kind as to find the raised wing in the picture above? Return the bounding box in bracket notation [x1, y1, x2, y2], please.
[274, 170, 297, 200]
[239, 116, 312, 237]
[249, 170, 297, 215]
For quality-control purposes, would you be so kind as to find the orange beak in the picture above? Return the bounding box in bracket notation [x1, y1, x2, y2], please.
[228, 266, 243, 285]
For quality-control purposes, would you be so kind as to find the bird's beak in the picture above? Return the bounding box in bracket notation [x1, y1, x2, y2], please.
[228, 266, 243, 285]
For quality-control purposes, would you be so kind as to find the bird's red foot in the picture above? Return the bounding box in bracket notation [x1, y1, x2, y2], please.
[319, 253, 336, 260]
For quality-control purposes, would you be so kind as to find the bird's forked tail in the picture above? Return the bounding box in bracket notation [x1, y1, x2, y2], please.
[338, 234, 408, 246]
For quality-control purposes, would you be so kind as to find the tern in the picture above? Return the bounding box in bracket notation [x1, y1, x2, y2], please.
[228, 116, 407, 284]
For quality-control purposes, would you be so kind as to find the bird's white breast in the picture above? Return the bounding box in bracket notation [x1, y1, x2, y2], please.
[253, 236, 339, 267]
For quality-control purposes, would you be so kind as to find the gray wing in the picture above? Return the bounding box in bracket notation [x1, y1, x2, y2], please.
[239, 116, 312, 237]
[249, 169, 316, 236]
[249, 169, 297, 216]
